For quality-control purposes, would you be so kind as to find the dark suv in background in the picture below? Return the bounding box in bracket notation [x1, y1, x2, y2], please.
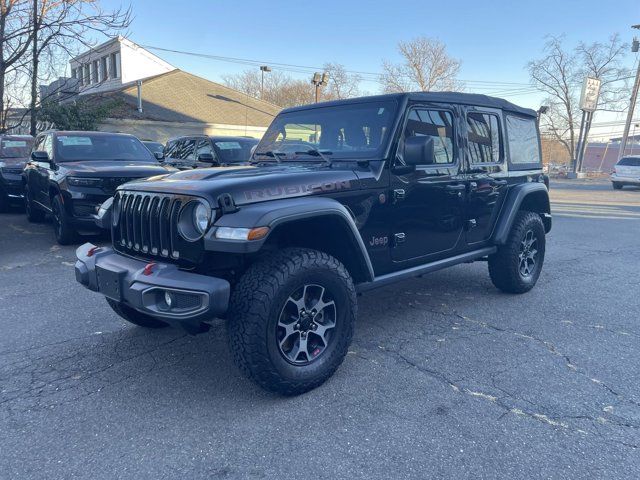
[24, 131, 176, 244]
[0, 134, 34, 212]
[163, 135, 258, 169]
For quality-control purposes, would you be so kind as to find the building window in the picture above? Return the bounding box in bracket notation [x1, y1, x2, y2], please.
[110, 52, 120, 79]
[83, 64, 90, 85]
[100, 56, 108, 81]
[92, 60, 99, 83]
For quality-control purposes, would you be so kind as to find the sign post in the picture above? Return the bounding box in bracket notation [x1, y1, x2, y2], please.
[573, 77, 601, 175]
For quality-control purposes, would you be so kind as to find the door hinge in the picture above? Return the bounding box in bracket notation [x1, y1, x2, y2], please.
[392, 189, 405, 203]
[393, 232, 406, 246]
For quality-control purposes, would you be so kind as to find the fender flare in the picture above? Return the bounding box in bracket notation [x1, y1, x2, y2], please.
[492, 182, 551, 245]
[203, 196, 375, 281]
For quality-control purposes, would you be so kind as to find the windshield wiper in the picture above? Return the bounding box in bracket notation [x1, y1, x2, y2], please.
[294, 148, 333, 166]
[252, 150, 286, 163]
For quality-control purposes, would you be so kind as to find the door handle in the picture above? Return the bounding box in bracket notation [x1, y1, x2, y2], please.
[445, 184, 465, 192]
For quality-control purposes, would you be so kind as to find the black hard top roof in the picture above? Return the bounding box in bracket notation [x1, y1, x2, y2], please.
[282, 92, 537, 118]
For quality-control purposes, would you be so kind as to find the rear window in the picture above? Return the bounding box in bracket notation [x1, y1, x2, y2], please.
[617, 157, 640, 166]
[506, 115, 541, 170]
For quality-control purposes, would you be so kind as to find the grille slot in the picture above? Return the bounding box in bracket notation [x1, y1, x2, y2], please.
[114, 192, 190, 261]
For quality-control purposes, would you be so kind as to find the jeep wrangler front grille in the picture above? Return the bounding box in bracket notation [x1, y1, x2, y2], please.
[112, 191, 204, 264]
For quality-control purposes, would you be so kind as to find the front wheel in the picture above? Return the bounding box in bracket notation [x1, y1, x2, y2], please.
[227, 248, 357, 395]
[612, 182, 623, 190]
[488, 211, 546, 294]
[51, 195, 78, 245]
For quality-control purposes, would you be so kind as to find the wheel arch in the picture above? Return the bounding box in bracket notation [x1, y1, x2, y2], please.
[492, 182, 551, 244]
[204, 196, 375, 283]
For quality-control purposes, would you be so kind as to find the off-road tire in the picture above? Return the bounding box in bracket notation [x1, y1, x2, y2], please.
[106, 298, 169, 329]
[25, 185, 45, 222]
[227, 248, 357, 396]
[612, 182, 623, 190]
[488, 210, 546, 294]
[51, 195, 78, 245]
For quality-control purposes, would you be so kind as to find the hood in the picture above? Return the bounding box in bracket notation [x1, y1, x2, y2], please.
[0, 156, 29, 170]
[60, 160, 175, 177]
[118, 164, 361, 206]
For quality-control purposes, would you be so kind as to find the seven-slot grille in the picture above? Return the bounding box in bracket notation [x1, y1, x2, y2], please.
[114, 191, 185, 260]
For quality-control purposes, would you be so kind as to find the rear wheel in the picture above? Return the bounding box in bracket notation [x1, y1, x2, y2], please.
[488, 210, 546, 294]
[51, 195, 78, 245]
[227, 248, 357, 395]
[25, 185, 45, 222]
[612, 182, 623, 190]
[106, 298, 169, 328]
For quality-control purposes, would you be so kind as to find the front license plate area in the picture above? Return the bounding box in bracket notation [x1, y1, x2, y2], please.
[96, 265, 123, 301]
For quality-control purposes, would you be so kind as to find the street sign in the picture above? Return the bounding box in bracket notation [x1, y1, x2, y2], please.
[579, 77, 601, 112]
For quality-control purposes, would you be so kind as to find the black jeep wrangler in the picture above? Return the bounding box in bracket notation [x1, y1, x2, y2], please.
[75, 93, 551, 395]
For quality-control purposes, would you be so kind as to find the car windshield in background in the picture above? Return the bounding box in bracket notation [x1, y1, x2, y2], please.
[254, 100, 398, 161]
[55, 134, 155, 162]
[143, 141, 164, 155]
[0, 138, 33, 158]
[617, 157, 640, 167]
[213, 139, 258, 163]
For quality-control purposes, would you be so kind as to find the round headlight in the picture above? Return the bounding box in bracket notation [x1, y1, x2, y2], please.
[193, 202, 210, 234]
[178, 200, 211, 242]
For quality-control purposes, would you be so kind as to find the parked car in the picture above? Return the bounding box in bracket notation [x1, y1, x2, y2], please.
[142, 140, 165, 156]
[76, 92, 551, 395]
[163, 135, 259, 169]
[23, 131, 176, 244]
[0, 134, 34, 212]
[611, 156, 640, 189]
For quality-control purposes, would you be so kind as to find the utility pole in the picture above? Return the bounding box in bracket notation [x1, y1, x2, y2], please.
[29, 0, 39, 136]
[259, 66, 271, 99]
[618, 24, 640, 160]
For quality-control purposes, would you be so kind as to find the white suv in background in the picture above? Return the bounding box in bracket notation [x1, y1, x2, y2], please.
[611, 156, 640, 190]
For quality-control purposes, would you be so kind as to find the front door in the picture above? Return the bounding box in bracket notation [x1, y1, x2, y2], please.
[390, 106, 465, 263]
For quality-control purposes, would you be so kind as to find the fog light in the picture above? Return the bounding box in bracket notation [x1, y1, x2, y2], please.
[164, 291, 173, 308]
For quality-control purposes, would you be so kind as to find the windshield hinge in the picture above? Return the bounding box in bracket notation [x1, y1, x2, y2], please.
[217, 193, 239, 214]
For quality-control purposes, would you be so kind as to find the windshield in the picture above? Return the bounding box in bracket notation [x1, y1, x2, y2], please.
[255, 100, 398, 161]
[617, 157, 640, 167]
[213, 138, 258, 164]
[143, 141, 164, 154]
[0, 138, 33, 158]
[55, 134, 156, 162]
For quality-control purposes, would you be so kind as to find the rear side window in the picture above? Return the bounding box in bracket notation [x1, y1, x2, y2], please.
[506, 115, 540, 170]
[467, 113, 502, 164]
[165, 140, 180, 159]
[617, 157, 640, 166]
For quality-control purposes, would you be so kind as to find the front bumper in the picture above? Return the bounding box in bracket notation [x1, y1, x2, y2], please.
[75, 243, 230, 330]
[0, 175, 25, 203]
[611, 174, 640, 185]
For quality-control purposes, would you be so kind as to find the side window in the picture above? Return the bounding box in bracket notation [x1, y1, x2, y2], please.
[196, 139, 214, 158]
[404, 108, 455, 165]
[467, 112, 502, 164]
[506, 115, 541, 168]
[43, 134, 54, 158]
[165, 140, 180, 159]
[180, 139, 196, 160]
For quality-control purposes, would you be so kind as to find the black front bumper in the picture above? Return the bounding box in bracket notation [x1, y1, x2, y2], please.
[75, 243, 230, 330]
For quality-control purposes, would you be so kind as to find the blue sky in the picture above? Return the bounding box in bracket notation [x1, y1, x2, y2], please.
[102, 0, 639, 137]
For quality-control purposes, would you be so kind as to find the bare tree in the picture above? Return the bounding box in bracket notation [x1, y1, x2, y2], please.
[28, 0, 131, 134]
[322, 63, 361, 100]
[381, 37, 461, 93]
[528, 35, 630, 160]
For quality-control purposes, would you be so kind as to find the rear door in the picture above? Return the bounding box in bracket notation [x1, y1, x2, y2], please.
[463, 108, 509, 245]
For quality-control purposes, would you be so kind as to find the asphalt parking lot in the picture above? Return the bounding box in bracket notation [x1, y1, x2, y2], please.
[1, 179, 639, 479]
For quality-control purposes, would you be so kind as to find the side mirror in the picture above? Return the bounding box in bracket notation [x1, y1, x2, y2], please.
[31, 150, 50, 162]
[154, 151, 165, 161]
[197, 152, 216, 164]
[404, 136, 434, 166]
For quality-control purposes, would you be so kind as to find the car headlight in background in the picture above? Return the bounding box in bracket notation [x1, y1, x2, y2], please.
[67, 176, 103, 187]
[214, 226, 270, 241]
[178, 200, 212, 242]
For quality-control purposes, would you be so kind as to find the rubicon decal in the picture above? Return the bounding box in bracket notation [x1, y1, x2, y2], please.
[243, 180, 352, 201]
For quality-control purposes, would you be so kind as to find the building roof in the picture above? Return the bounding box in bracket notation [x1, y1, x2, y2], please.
[283, 92, 537, 117]
[87, 70, 280, 127]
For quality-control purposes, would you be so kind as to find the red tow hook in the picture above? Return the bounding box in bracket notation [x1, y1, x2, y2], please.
[87, 246, 101, 257]
[143, 262, 157, 276]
